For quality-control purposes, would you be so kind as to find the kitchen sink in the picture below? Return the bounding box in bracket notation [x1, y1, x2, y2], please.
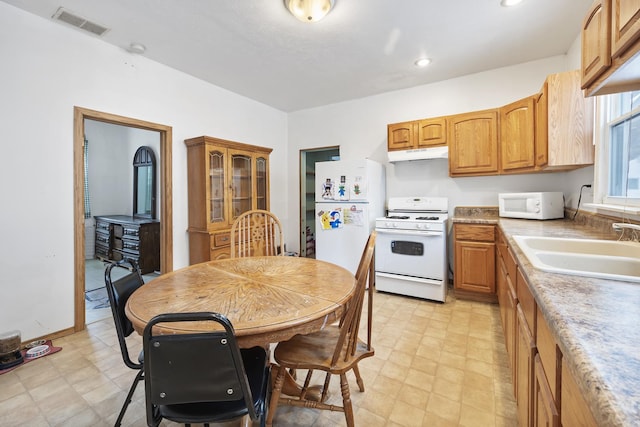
[512, 235, 640, 283]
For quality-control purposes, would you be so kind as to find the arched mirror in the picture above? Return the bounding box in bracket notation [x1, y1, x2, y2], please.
[133, 146, 156, 219]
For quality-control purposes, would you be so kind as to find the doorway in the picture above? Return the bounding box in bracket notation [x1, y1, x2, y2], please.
[299, 147, 340, 258]
[73, 107, 173, 332]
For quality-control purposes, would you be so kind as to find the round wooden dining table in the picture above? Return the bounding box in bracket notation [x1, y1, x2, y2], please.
[125, 256, 356, 348]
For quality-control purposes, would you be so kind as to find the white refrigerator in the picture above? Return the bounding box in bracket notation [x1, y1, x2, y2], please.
[314, 158, 385, 274]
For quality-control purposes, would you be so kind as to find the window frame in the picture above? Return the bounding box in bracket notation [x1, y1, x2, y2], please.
[593, 92, 640, 209]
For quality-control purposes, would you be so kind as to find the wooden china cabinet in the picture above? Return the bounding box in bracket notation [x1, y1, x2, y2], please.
[185, 136, 272, 264]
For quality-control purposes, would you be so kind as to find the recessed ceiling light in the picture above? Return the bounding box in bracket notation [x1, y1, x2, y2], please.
[501, 0, 524, 6]
[415, 58, 431, 68]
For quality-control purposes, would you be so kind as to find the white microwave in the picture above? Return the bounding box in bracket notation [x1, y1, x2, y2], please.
[498, 192, 564, 220]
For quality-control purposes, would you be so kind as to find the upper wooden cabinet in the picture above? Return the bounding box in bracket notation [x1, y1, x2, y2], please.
[612, 0, 640, 57]
[185, 136, 272, 264]
[448, 109, 499, 176]
[582, 0, 640, 96]
[582, 0, 612, 88]
[500, 97, 536, 172]
[535, 70, 595, 170]
[387, 117, 447, 151]
[387, 121, 415, 151]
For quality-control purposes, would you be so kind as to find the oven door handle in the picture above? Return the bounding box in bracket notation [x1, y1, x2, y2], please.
[375, 229, 442, 237]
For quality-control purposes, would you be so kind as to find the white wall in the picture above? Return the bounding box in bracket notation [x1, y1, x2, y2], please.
[0, 2, 592, 340]
[0, 2, 288, 340]
[286, 52, 594, 253]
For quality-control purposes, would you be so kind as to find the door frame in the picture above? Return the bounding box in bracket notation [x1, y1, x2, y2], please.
[73, 106, 173, 331]
[299, 146, 339, 257]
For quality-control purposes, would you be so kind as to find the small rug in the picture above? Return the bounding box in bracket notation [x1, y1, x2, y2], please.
[0, 340, 62, 375]
[85, 287, 110, 310]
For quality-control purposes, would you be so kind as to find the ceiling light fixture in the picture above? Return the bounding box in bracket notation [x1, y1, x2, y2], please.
[415, 58, 431, 68]
[500, 0, 524, 6]
[284, 0, 335, 22]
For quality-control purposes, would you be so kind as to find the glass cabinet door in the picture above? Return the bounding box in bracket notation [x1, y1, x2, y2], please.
[231, 152, 253, 220]
[209, 150, 225, 224]
[256, 156, 268, 210]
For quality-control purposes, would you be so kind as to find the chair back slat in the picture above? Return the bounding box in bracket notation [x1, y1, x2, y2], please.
[231, 209, 284, 258]
[330, 231, 376, 366]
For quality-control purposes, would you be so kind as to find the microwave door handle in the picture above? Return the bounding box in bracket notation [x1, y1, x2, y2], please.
[376, 229, 442, 237]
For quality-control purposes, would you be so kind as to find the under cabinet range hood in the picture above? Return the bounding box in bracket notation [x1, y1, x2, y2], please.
[387, 145, 448, 162]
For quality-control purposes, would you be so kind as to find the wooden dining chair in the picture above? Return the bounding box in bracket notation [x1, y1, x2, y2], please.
[266, 231, 377, 427]
[230, 209, 284, 258]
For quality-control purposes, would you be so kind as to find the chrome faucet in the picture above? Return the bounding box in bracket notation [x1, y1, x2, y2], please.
[612, 222, 640, 231]
[612, 222, 640, 241]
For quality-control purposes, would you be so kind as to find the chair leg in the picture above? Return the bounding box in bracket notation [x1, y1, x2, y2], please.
[352, 363, 365, 392]
[339, 373, 355, 427]
[115, 369, 144, 426]
[266, 366, 286, 427]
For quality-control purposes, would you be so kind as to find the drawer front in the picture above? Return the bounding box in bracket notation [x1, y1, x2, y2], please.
[123, 225, 140, 239]
[455, 224, 495, 242]
[95, 244, 110, 258]
[517, 269, 537, 334]
[122, 239, 140, 252]
[212, 232, 231, 248]
[95, 233, 110, 245]
[96, 220, 111, 233]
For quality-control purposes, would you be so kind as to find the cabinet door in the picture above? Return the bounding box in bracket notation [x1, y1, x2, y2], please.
[256, 155, 269, 210]
[448, 110, 499, 176]
[517, 305, 536, 427]
[612, 0, 640, 58]
[581, 0, 612, 87]
[208, 148, 228, 227]
[229, 149, 254, 221]
[533, 355, 559, 427]
[454, 240, 496, 294]
[417, 117, 447, 147]
[535, 89, 549, 168]
[501, 97, 535, 172]
[387, 121, 416, 150]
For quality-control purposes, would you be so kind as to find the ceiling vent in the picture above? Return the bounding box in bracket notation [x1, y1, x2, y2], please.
[52, 7, 109, 37]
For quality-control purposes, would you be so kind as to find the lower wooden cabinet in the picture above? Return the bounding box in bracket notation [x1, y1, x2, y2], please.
[533, 355, 559, 427]
[516, 305, 536, 427]
[561, 360, 598, 427]
[453, 223, 496, 301]
[496, 226, 599, 427]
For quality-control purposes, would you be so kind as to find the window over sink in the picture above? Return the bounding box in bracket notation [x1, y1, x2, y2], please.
[593, 90, 640, 214]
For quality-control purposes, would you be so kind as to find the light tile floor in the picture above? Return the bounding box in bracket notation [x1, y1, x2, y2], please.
[0, 289, 517, 426]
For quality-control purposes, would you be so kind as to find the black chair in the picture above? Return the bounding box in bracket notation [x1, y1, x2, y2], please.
[143, 312, 270, 427]
[104, 259, 146, 426]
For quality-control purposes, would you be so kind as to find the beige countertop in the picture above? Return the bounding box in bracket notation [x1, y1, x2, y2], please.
[453, 210, 640, 426]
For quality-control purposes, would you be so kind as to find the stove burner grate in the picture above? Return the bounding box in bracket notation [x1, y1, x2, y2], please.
[386, 215, 410, 219]
[415, 216, 440, 221]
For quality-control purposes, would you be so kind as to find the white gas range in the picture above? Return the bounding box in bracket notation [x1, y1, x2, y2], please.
[374, 197, 449, 302]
